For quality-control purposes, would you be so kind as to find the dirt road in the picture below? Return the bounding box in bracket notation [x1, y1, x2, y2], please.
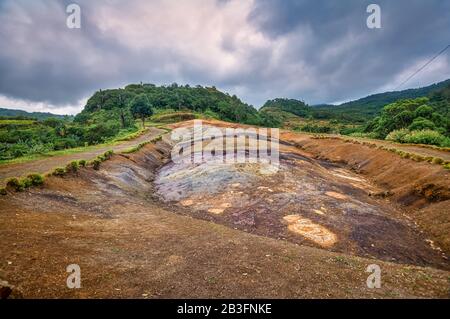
[0, 127, 163, 186]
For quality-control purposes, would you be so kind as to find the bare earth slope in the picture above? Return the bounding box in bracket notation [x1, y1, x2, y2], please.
[0, 121, 449, 298]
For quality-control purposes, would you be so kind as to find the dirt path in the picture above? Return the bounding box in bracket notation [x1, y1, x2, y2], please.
[0, 127, 163, 186]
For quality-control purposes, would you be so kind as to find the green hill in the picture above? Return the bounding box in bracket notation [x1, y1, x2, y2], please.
[76, 83, 262, 126]
[0, 108, 71, 121]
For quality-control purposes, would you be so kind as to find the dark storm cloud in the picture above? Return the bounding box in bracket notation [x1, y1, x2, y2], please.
[248, 0, 450, 103]
[0, 0, 449, 113]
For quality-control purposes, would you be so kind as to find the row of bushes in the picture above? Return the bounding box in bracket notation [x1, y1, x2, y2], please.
[308, 134, 450, 169]
[1, 134, 164, 195]
[340, 137, 450, 169]
[51, 150, 115, 178]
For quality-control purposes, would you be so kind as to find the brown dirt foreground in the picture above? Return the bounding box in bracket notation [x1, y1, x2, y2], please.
[0, 130, 449, 298]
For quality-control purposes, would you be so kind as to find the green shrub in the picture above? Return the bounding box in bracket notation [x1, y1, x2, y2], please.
[103, 150, 114, 160]
[21, 177, 33, 188]
[444, 163, 450, 170]
[6, 178, 24, 192]
[92, 159, 101, 170]
[152, 135, 163, 143]
[53, 167, 66, 176]
[66, 160, 79, 173]
[27, 173, 44, 186]
[385, 129, 409, 143]
[0, 188, 7, 195]
[403, 130, 448, 146]
[78, 159, 87, 167]
[401, 153, 411, 159]
[432, 157, 444, 165]
[411, 154, 425, 162]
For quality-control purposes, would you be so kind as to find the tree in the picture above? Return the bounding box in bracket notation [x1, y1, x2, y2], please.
[130, 94, 153, 128]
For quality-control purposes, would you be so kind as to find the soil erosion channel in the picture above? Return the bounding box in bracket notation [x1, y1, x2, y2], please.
[155, 127, 448, 270]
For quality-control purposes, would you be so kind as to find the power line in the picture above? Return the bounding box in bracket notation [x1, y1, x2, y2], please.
[394, 44, 450, 91]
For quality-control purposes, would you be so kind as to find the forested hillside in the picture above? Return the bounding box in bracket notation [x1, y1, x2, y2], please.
[362, 85, 450, 146]
[311, 79, 450, 123]
[76, 83, 262, 126]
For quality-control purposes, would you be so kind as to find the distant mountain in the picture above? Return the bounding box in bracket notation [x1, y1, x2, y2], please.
[0, 108, 71, 120]
[310, 79, 450, 123]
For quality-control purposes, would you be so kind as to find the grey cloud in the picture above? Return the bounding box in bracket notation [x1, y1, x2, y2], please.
[0, 0, 449, 112]
[248, 0, 450, 103]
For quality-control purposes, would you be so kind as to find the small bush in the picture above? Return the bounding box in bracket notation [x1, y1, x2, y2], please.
[401, 153, 411, 159]
[53, 167, 66, 177]
[432, 157, 444, 165]
[152, 135, 163, 143]
[104, 150, 114, 160]
[21, 177, 33, 188]
[92, 159, 101, 170]
[411, 154, 425, 162]
[27, 173, 44, 186]
[6, 177, 27, 192]
[66, 160, 79, 173]
[6, 178, 25, 192]
[386, 129, 409, 143]
[444, 163, 450, 170]
[78, 160, 87, 167]
[0, 188, 7, 195]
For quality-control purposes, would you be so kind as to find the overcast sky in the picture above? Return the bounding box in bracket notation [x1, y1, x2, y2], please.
[0, 0, 449, 114]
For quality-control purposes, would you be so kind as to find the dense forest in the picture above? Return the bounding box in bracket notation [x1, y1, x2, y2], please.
[76, 83, 263, 126]
[362, 86, 450, 146]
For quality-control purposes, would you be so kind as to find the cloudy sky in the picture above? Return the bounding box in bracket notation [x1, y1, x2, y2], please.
[0, 0, 449, 114]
